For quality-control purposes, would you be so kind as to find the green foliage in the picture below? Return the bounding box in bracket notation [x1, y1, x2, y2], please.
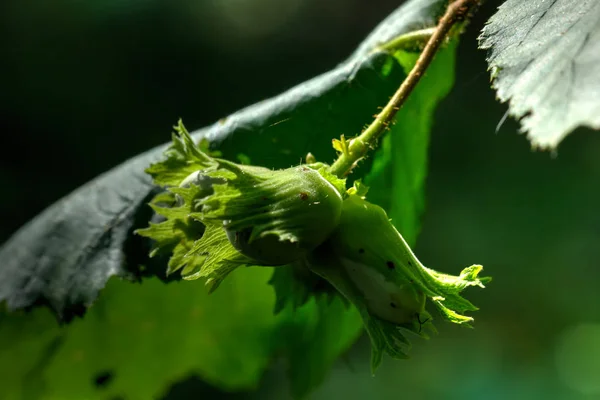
[0, 270, 361, 400]
[0, 0, 469, 398]
[268, 261, 341, 314]
[3, 0, 600, 398]
[0, 0, 446, 320]
[275, 297, 362, 399]
[479, 0, 600, 149]
[136, 59, 487, 373]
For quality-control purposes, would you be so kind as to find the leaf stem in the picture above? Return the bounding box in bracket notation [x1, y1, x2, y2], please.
[374, 28, 436, 54]
[329, 0, 479, 178]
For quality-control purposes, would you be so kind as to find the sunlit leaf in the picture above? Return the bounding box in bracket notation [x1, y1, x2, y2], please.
[479, 0, 600, 149]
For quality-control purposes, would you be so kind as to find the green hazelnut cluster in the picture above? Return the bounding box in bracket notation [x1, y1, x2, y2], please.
[138, 120, 490, 369]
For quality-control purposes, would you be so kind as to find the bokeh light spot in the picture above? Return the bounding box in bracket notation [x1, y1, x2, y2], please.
[555, 323, 600, 395]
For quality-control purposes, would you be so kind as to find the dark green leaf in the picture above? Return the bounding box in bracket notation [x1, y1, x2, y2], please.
[479, 0, 600, 149]
[0, 151, 160, 321]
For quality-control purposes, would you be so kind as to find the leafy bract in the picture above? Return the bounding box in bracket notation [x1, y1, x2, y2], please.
[138, 120, 345, 288]
[307, 194, 489, 372]
[479, 0, 600, 149]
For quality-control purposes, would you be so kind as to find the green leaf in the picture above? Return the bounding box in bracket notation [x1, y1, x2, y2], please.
[0, 271, 270, 399]
[268, 261, 342, 314]
[365, 39, 458, 246]
[0, 270, 362, 400]
[478, 0, 600, 149]
[278, 297, 363, 399]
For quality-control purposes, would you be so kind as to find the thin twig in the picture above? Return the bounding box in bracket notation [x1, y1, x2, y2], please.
[329, 0, 479, 178]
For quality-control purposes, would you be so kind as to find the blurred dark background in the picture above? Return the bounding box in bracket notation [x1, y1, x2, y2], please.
[2, 0, 599, 399]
